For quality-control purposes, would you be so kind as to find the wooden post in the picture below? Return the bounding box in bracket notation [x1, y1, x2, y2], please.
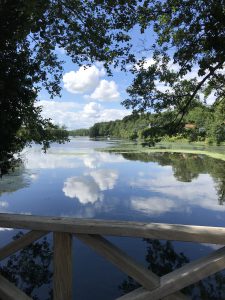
[53, 232, 72, 300]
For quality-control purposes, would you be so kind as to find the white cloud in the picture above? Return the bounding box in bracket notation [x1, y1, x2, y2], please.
[39, 100, 80, 111]
[38, 100, 81, 128]
[97, 107, 129, 122]
[63, 176, 103, 204]
[0, 228, 13, 231]
[0, 201, 8, 208]
[82, 152, 126, 169]
[90, 79, 120, 101]
[24, 144, 125, 171]
[38, 100, 129, 129]
[30, 174, 39, 180]
[63, 65, 105, 94]
[63, 64, 120, 102]
[80, 102, 129, 128]
[82, 102, 102, 118]
[24, 149, 81, 169]
[131, 197, 176, 215]
[135, 57, 155, 70]
[83, 155, 101, 169]
[131, 171, 225, 213]
[90, 169, 118, 191]
[63, 169, 118, 204]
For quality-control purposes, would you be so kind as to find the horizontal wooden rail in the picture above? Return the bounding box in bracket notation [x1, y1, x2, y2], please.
[0, 213, 225, 300]
[0, 213, 225, 244]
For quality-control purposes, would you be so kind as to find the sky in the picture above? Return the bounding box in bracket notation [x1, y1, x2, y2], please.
[37, 25, 157, 130]
[38, 48, 135, 130]
[37, 26, 217, 130]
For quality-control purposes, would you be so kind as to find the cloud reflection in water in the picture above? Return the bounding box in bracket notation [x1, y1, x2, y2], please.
[63, 169, 118, 204]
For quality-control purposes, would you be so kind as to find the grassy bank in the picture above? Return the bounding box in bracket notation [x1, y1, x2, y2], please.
[99, 140, 225, 161]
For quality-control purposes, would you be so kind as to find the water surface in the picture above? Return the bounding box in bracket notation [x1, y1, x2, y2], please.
[0, 137, 225, 299]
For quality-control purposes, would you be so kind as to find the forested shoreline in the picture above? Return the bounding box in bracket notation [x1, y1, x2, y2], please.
[2, 1, 225, 174]
[69, 100, 225, 145]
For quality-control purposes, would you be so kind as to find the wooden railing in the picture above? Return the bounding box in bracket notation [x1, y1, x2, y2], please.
[0, 213, 225, 299]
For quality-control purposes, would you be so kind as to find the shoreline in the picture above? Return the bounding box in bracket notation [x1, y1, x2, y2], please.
[98, 141, 225, 161]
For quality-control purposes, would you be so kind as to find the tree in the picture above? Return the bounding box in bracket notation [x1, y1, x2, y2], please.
[1, 232, 53, 300]
[0, 0, 136, 173]
[212, 98, 225, 144]
[120, 239, 225, 299]
[1, 0, 225, 173]
[123, 0, 225, 133]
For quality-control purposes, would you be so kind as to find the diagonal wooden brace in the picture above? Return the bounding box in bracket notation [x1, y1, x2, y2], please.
[0, 230, 47, 261]
[118, 245, 225, 300]
[0, 273, 33, 300]
[75, 234, 190, 300]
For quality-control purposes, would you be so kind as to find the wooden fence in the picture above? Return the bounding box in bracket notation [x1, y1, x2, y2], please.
[0, 213, 225, 299]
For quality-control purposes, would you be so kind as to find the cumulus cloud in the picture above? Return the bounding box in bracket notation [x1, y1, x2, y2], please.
[63, 65, 121, 102]
[90, 79, 120, 101]
[39, 100, 80, 111]
[63, 169, 118, 204]
[135, 57, 155, 70]
[82, 102, 101, 118]
[131, 197, 176, 215]
[30, 174, 39, 180]
[38, 100, 129, 129]
[63, 65, 105, 94]
[63, 176, 102, 204]
[38, 100, 82, 128]
[0, 228, 13, 231]
[83, 155, 101, 169]
[0, 201, 8, 208]
[131, 170, 225, 213]
[80, 152, 126, 169]
[24, 149, 81, 169]
[82, 152, 126, 169]
[90, 169, 118, 191]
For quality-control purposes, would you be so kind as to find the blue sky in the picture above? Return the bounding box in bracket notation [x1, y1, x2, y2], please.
[38, 50, 135, 129]
[36, 25, 216, 130]
[36, 25, 159, 130]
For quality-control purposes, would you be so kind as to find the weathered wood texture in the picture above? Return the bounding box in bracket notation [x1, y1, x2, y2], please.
[0, 213, 225, 244]
[0, 230, 47, 261]
[76, 233, 159, 289]
[53, 232, 72, 300]
[77, 234, 190, 300]
[117, 287, 190, 300]
[0, 273, 32, 300]
[149, 245, 225, 300]
[117, 246, 225, 300]
[0, 213, 224, 300]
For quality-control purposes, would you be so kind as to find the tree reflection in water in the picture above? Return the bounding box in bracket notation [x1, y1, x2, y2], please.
[0, 232, 53, 300]
[120, 239, 225, 300]
[122, 152, 225, 206]
[0, 233, 225, 299]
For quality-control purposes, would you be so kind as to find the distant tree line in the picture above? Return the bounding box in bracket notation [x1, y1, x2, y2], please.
[87, 100, 225, 145]
[68, 128, 89, 137]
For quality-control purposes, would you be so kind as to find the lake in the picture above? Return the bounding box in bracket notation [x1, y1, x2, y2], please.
[0, 137, 225, 299]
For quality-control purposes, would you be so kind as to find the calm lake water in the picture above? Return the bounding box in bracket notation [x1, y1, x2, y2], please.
[0, 137, 225, 299]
